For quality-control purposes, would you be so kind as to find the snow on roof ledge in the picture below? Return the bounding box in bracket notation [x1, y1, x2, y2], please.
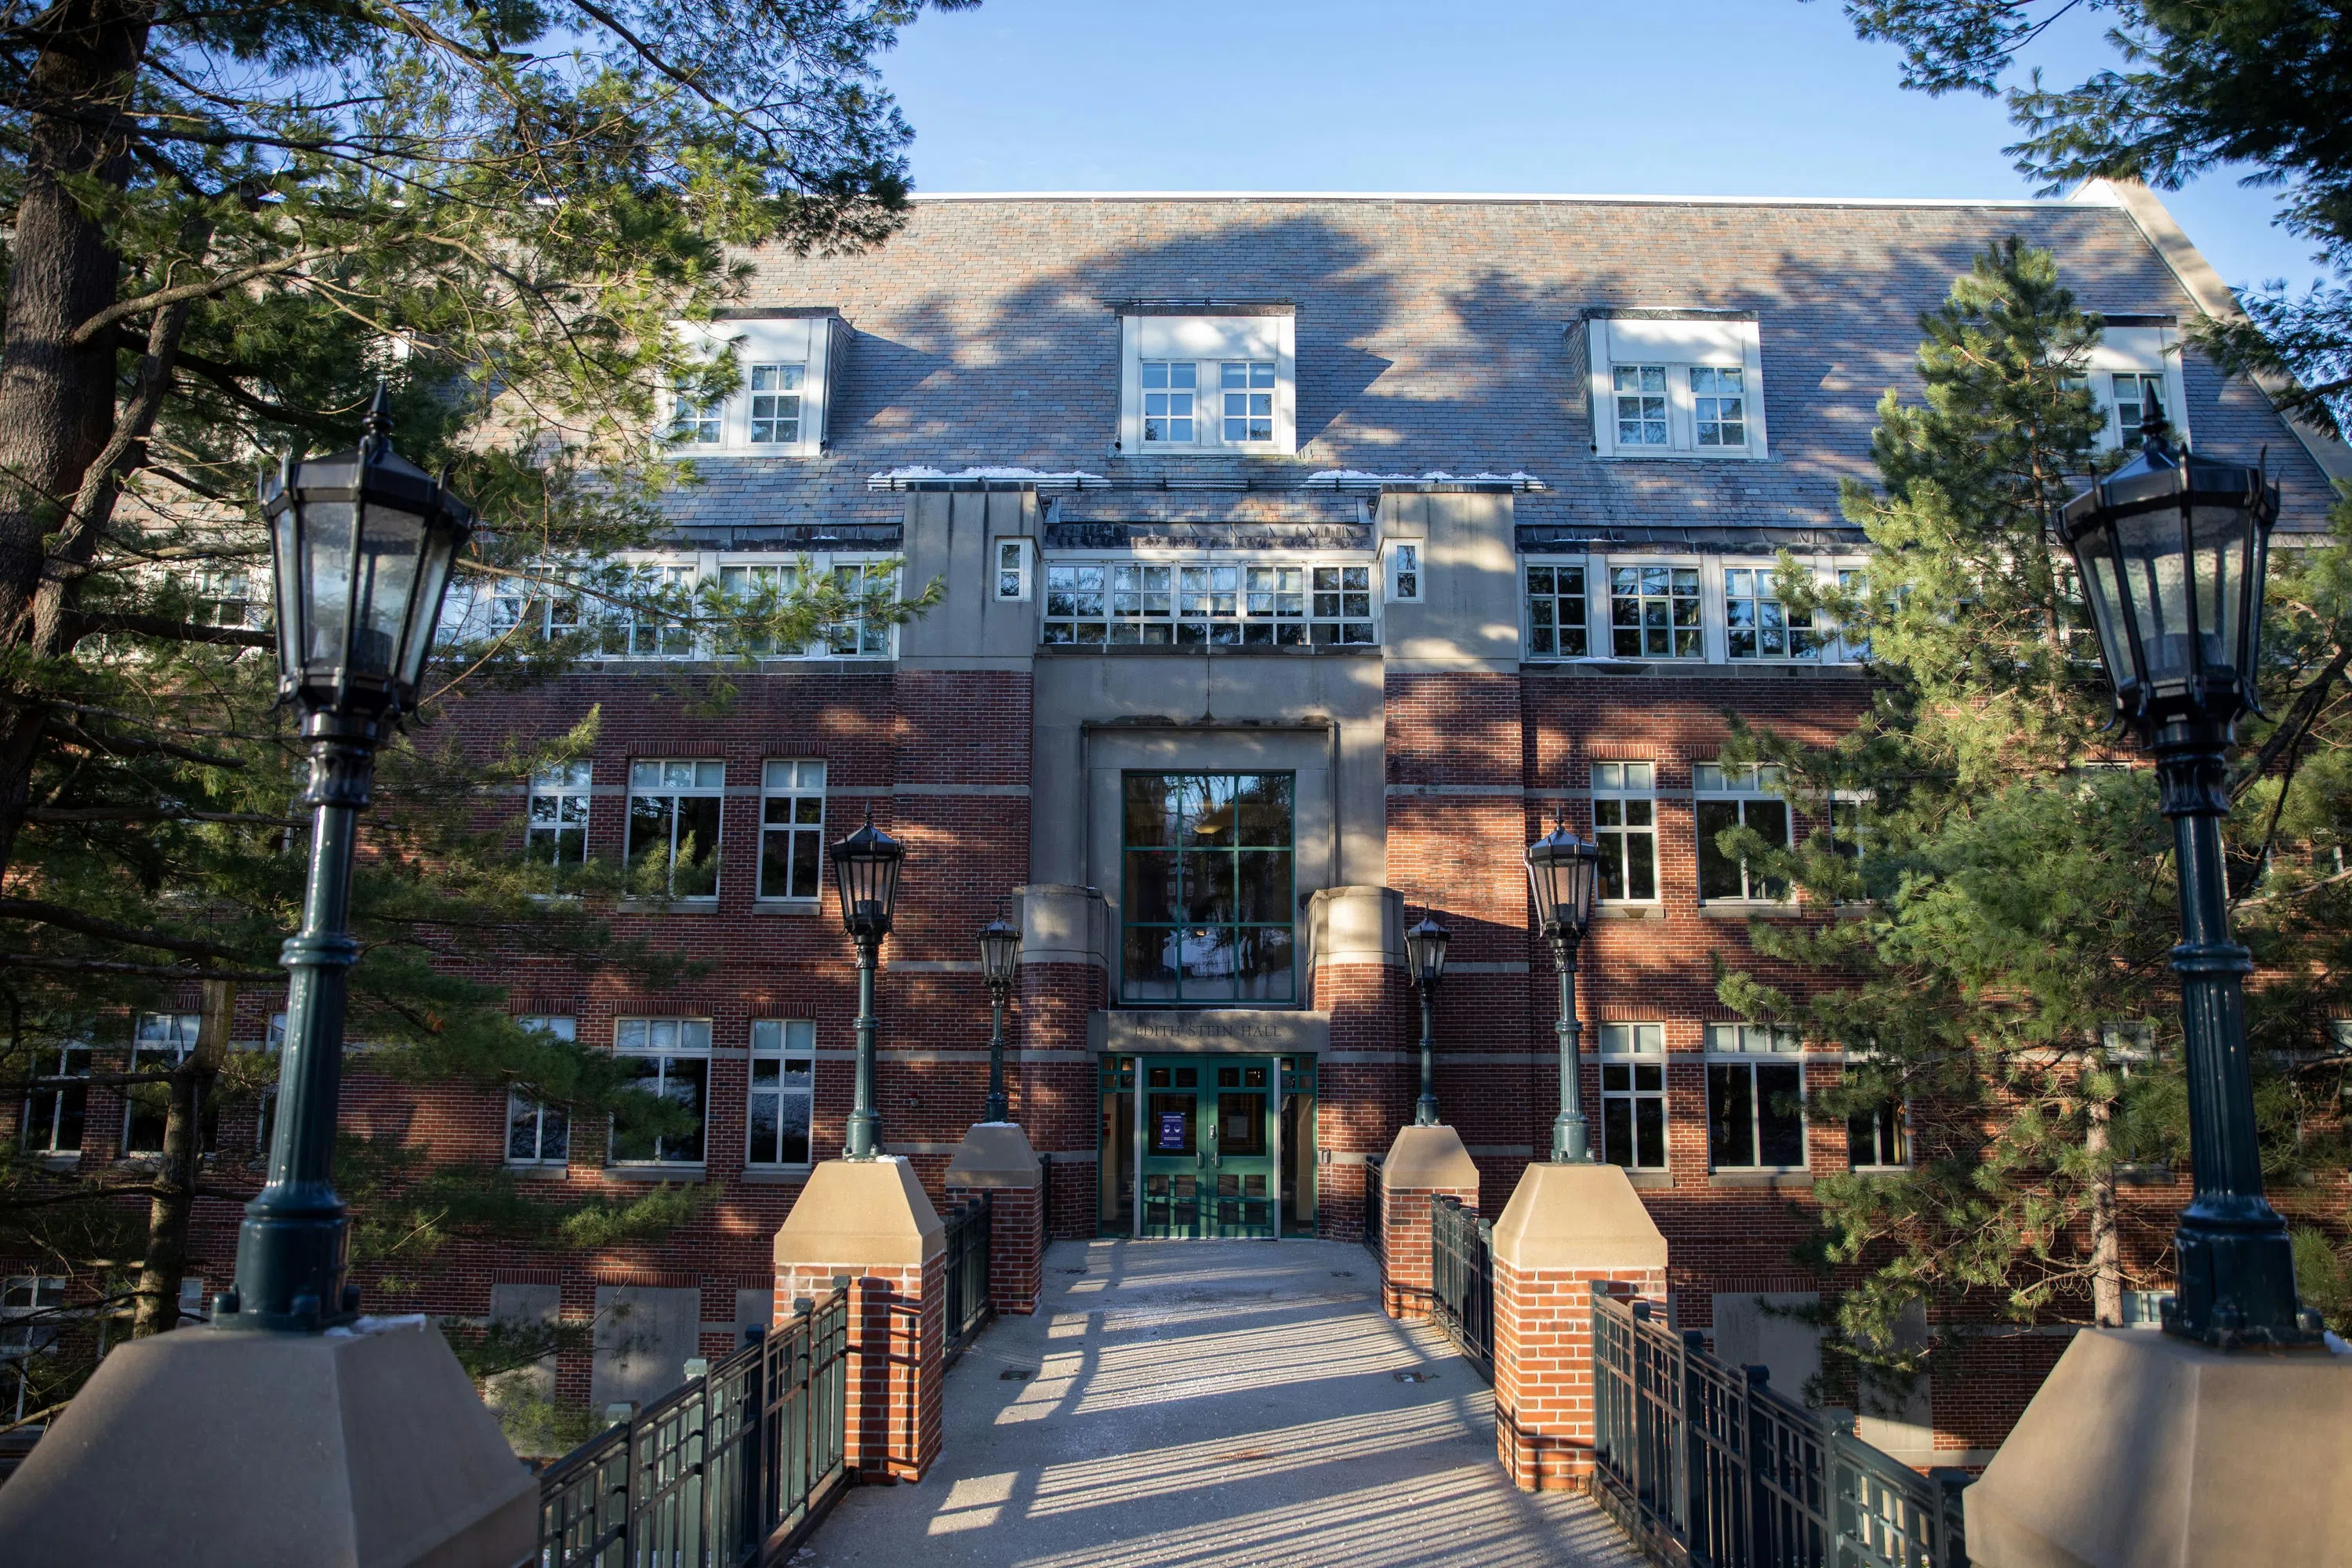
[868, 466, 1111, 492]
[1305, 469, 1546, 492]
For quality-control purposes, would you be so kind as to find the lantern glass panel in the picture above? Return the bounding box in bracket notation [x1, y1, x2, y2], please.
[299, 499, 358, 674]
[401, 521, 462, 691]
[2190, 501, 2249, 676]
[2116, 509, 2196, 686]
[350, 500, 426, 679]
[2076, 539, 2134, 689]
[270, 503, 303, 677]
[979, 924, 1021, 985]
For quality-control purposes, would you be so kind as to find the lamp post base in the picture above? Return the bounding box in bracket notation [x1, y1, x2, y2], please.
[0, 1316, 533, 1566]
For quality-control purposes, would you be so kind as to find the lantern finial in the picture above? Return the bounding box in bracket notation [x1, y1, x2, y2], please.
[2139, 388, 2171, 455]
[361, 378, 394, 452]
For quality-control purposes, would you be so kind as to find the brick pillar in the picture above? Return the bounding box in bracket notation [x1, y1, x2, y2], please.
[1488, 1161, 1669, 1491]
[773, 1158, 947, 1483]
[1377, 1123, 1480, 1321]
[943, 1122, 1046, 1316]
[1015, 883, 1108, 1239]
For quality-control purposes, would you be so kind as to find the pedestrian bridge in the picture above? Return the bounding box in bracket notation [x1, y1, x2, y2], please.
[808, 1237, 1638, 1568]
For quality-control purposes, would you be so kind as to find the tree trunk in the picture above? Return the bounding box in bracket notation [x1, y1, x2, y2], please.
[130, 978, 232, 1338]
[2087, 1087, 2122, 1328]
[0, 0, 156, 877]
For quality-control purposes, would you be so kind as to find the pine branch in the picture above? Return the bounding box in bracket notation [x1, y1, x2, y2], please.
[0, 895, 263, 960]
[27, 806, 302, 827]
[50, 719, 247, 770]
[0, 953, 282, 982]
[64, 610, 274, 648]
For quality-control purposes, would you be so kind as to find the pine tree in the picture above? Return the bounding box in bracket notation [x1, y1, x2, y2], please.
[1715, 239, 2352, 1414]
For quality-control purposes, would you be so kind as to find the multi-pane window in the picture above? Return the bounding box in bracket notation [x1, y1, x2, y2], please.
[1388, 543, 1421, 604]
[1525, 564, 1589, 658]
[506, 1016, 574, 1168]
[1592, 762, 1658, 902]
[1694, 763, 1791, 902]
[1835, 565, 1869, 662]
[20, 1042, 91, 1156]
[1690, 366, 1747, 447]
[1724, 566, 1818, 660]
[1, 1276, 64, 1357]
[1221, 361, 1276, 442]
[997, 540, 1029, 601]
[825, 563, 895, 657]
[526, 763, 592, 867]
[1613, 365, 1669, 446]
[671, 390, 721, 445]
[1599, 1023, 1668, 1171]
[1848, 1102, 1909, 1170]
[759, 760, 827, 901]
[1830, 792, 1869, 866]
[1121, 773, 1295, 1004]
[124, 1012, 209, 1156]
[1142, 361, 1197, 443]
[626, 760, 724, 901]
[615, 564, 695, 658]
[490, 579, 581, 642]
[747, 364, 804, 444]
[1706, 1022, 1805, 1171]
[747, 1019, 816, 1167]
[255, 1013, 287, 1153]
[1041, 560, 1374, 646]
[188, 568, 257, 628]
[2111, 371, 2167, 439]
[1610, 564, 1703, 659]
[612, 1018, 711, 1165]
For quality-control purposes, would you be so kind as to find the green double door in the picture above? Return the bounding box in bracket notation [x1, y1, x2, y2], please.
[1138, 1056, 1277, 1239]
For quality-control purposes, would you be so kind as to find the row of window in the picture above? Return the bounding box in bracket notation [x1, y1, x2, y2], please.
[453, 558, 898, 661]
[506, 1016, 818, 1171]
[19, 1012, 285, 1160]
[530, 757, 829, 904]
[1594, 1022, 1907, 1174]
[1592, 761, 1856, 907]
[1526, 559, 1870, 664]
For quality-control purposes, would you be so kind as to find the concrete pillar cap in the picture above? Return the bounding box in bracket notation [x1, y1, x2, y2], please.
[943, 1122, 1044, 1189]
[1381, 1123, 1479, 1191]
[1965, 1327, 2352, 1567]
[1490, 1160, 1668, 1271]
[775, 1156, 945, 1268]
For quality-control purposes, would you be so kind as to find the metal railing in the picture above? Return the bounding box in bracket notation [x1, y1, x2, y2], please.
[1363, 1155, 1384, 1257]
[1429, 1193, 1494, 1379]
[538, 1283, 850, 1568]
[1590, 1295, 1969, 1568]
[942, 1192, 995, 1355]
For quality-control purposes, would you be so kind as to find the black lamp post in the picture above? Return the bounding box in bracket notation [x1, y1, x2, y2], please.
[2056, 400, 2320, 1348]
[978, 905, 1022, 1123]
[1403, 911, 1450, 1126]
[222, 383, 471, 1333]
[830, 813, 905, 1161]
[1526, 814, 1602, 1164]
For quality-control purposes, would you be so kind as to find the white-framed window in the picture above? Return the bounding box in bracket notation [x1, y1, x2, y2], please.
[124, 1012, 207, 1156]
[1599, 1022, 1668, 1171]
[1694, 763, 1791, 903]
[1830, 789, 1871, 866]
[626, 759, 725, 902]
[1608, 563, 1704, 659]
[996, 539, 1031, 602]
[1524, 561, 1589, 658]
[527, 763, 592, 867]
[746, 363, 804, 445]
[506, 1016, 575, 1168]
[2081, 325, 2187, 451]
[612, 1018, 711, 1166]
[824, 562, 897, 657]
[1592, 762, 1659, 902]
[489, 577, 581, 642]
[747, 1019, 816, 1168]
[611, 563, 695, 659]
[0, 1276, 65, 1357]
[664, 314, 841, 456]
[187, 567, 260, 629]
[1705, 1022, 1806, 1171]
[1723, 564, 1820, 661]
[1119, 312, 1297, 454]
[1835, 565, 1870, 662]
[717, 561, 797, 655]
[1586, 313, 1767, 459]
[1847, 1101, 1909, 1171]
[1385, 542, 1421, 604]
[254, 1012, 288, 1153]
[2119, 1289, 2174, 1330]
[20, 1041, 91, 1156]
[759, 760, 827, 902]
[1040, 557, 1377, 646]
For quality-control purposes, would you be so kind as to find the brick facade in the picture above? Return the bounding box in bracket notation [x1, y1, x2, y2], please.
[1493, 1265, 1668, 1491]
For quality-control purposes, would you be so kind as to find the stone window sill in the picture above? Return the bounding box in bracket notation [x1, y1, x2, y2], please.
[751, 900, 822, 917]
[506, 1162, 571, 1181]
[1698, 902, 1803, 920]
[603, 1163, 706, 1182]
[1708, 1171, 1813, 1190]
[1035, 642, 1380, 659]
[739, 1165, 816, 1185]
[618, 899, 720, 916]
[1623, 1168, 1675, 1189]
[1595, 903, 1664, 920]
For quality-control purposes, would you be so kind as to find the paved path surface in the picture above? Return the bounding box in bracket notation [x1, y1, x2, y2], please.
[802, 1238, 1641, 1568]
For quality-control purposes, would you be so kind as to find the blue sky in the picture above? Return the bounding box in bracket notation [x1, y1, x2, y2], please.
[879, 0, 2321, 296]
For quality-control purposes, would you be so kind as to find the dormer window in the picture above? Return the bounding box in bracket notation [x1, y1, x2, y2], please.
[666, 311, 845, 456]
[1119, 306, 1295, 455]
[2081, 319, 2187, 451]
[1584, 310, 1768, 459]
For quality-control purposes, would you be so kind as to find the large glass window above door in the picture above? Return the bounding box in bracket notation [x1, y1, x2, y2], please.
[1121, 773, 1295, 1004]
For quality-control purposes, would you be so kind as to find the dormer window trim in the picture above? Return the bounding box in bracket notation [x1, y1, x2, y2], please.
[665, 310, 847, 459]
[1116, 304, 1298, 457]
[2076, 320, 2188, 452]
[1584, 309, 1769, 461]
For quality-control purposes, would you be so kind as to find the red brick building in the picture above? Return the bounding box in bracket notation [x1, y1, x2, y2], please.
[13, 183, 2342, 1456]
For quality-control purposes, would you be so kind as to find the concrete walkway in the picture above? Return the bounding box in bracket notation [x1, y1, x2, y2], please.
[804, 1238, 1641, 1568]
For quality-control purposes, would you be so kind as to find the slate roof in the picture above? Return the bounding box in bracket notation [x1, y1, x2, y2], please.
[660, 192, 2339, 542]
